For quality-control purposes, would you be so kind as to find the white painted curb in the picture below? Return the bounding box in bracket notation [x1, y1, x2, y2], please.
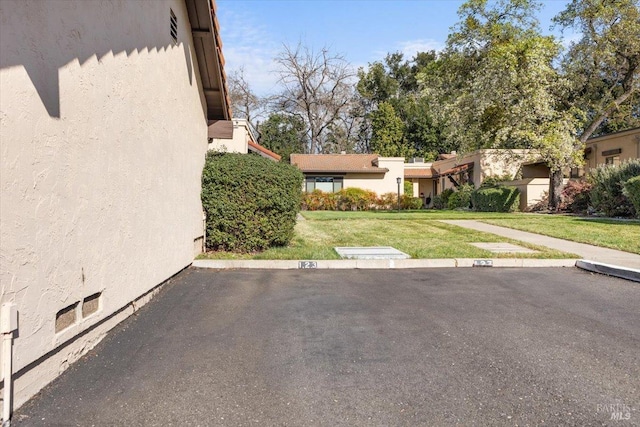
[192, 258, 578, 270]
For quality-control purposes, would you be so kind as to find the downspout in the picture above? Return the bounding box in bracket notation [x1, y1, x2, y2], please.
[202, 212, 207, 253]
[1, 303, 17, 427]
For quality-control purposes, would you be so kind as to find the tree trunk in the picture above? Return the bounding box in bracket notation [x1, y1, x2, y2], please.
[548, 169, 564, 212]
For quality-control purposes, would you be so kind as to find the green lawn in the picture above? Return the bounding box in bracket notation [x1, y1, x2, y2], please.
[481, 215, 640, 254]
[199, 210, 578, 260]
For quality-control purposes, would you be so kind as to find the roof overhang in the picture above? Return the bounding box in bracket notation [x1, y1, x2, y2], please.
[404, 168, 436, 179]
[185, 0, 231, 120]
[248, 141, 282, 161]
[207, 120, 233, 139]
[438, 162, 473, 177]
[300, 168, 389, 174]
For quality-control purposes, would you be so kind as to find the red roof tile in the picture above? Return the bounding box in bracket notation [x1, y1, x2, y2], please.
[290, 154, 388, 173]
[404, 168, 436, 179]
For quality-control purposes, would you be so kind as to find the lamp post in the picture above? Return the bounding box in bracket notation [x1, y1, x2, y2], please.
[396, 177, 401, 213]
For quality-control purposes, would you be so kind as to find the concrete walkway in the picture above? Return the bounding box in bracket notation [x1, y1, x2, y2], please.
[441, 220, 640, 278]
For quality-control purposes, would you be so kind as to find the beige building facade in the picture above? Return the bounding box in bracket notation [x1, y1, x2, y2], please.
[405, 150, 541, 207]
[0, 0, 230, 413]
[582, 127, 640, 173]
[208, 118, 281, 161]
[291, 154, 406, 195]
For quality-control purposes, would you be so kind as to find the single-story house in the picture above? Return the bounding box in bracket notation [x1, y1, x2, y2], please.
[1, 0, 230, 414]
[208, 118, 281, 161]
[290, 153, 405, 195]
[404, 150, 544, 209]
[292, 151, 533, 208]
[293, 150, 549, 210]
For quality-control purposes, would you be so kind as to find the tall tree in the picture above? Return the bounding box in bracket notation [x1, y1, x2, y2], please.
[370, 102, 414, 157]
[257, 113, 306, 163]
[357, 51, 444, 159]
[423, 0, 582, 210]
[273, 43, 356, 154]
[554, 0, 640, 141]
[227, 67, 263, 127]
[533, 0, 640, 208]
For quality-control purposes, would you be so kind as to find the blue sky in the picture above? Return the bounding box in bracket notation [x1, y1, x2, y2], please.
[217, 0, 577, 96]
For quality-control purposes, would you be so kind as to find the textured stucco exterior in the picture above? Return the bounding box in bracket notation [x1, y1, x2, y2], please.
[584, 127, 640, 172]
[343, 157, 405, 195]
[0, 0, 214, 408]
[429, 150, 535, 194]
[506, 178, 567, 211]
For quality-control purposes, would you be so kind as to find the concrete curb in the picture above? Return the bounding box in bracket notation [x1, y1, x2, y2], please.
[575, 259, 640, 283]
[192, 258, 579, 270]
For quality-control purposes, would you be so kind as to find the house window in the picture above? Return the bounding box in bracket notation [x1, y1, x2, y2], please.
[170, 9, 178, 44]
[305, 176, 343, 193]
[605, 156, 620, 166]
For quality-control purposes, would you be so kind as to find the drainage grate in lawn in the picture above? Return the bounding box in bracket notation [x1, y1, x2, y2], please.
[334, 246, 411, 259]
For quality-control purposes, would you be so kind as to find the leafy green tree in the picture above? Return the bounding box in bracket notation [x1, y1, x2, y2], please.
[357, 51, 445, 158]
[258, 113, 306, 163]
[554, 0, 640, 140]
[422, 0, 582, 210]
[370, 102, 414, 158]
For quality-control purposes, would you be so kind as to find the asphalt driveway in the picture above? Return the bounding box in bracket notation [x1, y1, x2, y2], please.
[15, 268, 640, 426]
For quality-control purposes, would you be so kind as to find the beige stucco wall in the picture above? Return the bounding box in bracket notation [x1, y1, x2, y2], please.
[505, 178, 551, 211]
[0, 0, 208, 408]
[434, 150, 537, 193]
[504, 178, 570, 211]
[343, 157, 405, 195]
[584, 128, 640, 172]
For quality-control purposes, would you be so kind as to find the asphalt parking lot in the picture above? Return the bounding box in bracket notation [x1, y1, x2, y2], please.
[14, 267, 640, 426]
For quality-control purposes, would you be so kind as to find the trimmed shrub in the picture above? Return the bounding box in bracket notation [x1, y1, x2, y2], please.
[377, 192, 398, 210]
[447, 184, 474, 210]
[471, 186, 520, 212]
[302, 190, 337, 211]
[432, 188, 454, 210]
[400, 194, 423, 210]
[560, 180, 592, 213]
[588, 159, 640, 217]
[481, 174, 513, 188]
[336, 188, 378, 211]
[201, 152, 303, 252]
[623, 175, 640, 218]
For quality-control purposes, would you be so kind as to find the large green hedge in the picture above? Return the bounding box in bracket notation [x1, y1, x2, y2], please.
[471, 186, 520, 212]
[589, 159, 640, 217]
[201, 152, 303, 252]
[623, 175, 640, 219]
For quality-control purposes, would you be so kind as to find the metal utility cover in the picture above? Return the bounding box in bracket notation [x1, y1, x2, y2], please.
[334, 247, 410, 260]
[471, 243, 537, 253]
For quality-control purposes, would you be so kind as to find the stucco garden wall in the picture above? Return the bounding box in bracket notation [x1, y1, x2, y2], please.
[0, 0, 208, 408]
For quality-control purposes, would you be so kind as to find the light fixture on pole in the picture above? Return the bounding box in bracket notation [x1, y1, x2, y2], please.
[396, 177, 401, 212]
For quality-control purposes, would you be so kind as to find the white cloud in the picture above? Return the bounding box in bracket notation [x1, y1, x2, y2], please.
[217, 9, 281, 96]
[397, 39, 446, 57]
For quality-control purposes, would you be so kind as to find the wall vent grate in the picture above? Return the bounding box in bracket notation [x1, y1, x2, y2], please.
[170, 9, 178, 44]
